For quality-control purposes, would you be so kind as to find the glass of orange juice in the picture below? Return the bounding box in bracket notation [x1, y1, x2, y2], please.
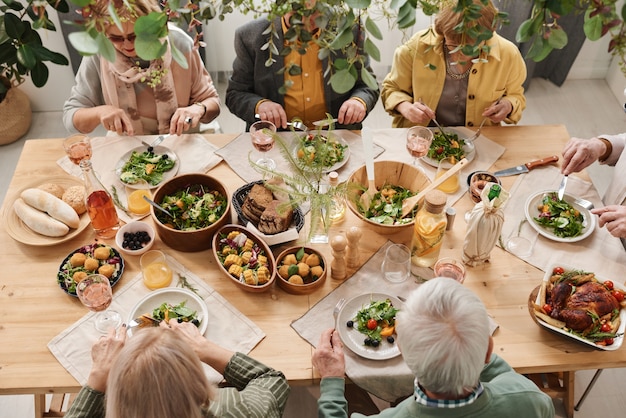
[140, 250, 173, 290]
[435, 157, 460, 194]
[127, 188, 152, 215]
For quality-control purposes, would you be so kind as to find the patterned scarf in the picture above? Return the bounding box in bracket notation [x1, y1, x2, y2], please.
[100, 45, 178, 134]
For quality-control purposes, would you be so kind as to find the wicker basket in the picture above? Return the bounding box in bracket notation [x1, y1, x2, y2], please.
[232, 180, 305, 234]
[0, 85, 32, 145]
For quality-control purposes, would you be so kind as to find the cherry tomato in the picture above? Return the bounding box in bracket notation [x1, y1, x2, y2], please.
[604, 338, 615, 346]
[601, 323, 612, 333]
[436, 147, 444, 154]
[367, 319, 378, 330]
[611, 290, 625, 302]
[542, 304, 553, 315]
[552, 266, 564, 275]
[604, 280, 614, 290]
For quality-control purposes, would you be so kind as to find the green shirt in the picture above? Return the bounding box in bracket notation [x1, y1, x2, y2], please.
[65, 352, 290, 418]
[319, 354, 555, 418]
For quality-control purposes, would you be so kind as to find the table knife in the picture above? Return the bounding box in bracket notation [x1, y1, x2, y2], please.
[557, 175, 568, 200]
[494, 155, 559, 177]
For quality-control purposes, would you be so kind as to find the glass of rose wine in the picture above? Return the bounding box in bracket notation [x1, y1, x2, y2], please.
[76, 274, 121, 333]
[63, 134, 92, 165]
[406, 126, 433, 166]
[250, 120, 277, 170]
[433, 257, 466, 283]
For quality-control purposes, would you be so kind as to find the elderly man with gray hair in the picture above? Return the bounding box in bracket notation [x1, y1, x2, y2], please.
[313, 278, 555, 417]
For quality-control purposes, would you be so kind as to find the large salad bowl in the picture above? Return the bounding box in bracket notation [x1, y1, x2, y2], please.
[150, 173, 231, 252]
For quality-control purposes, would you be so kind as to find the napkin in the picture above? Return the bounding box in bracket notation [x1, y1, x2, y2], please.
[291, 241, 433, 402]
[371, 127, 505, 206]
[215, 130, 385, 184]
[244, 221, 300, 246]
[57, 134, 223, 224]
[499, 167, 626, 278]
[48, 254, 265, 386]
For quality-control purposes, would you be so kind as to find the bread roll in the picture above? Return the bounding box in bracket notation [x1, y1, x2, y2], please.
[37, 183, 65, 199]
[21, 188, 80, 229]
[62, 186, 87, 215]
[13, 198, 70, 237]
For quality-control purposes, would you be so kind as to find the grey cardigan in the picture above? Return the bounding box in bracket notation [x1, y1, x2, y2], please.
[225, 17, 380, 131]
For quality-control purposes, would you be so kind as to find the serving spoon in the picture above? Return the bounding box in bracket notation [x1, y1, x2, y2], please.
[143, 195, 174, 218]
[400, 158, 469, 218]
[359, 127, 377, 209]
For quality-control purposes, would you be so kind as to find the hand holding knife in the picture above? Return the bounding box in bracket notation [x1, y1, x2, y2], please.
[494, 155, 559, 177]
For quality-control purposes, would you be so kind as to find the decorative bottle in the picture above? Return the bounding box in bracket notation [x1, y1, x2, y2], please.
[411, 190, 447, 269]
[80, 159, 120, 239]
[327, 171, 346, 223]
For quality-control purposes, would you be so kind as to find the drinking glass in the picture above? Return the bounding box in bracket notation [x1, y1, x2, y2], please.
[250, 120, 277, 170]
[140, 250, 173, 290]
[381, 243, 411, 283]
[435, 157, 460, 194]
[63, 134, 92, 165]
[506, 220, 534, 258]
[434, 257, 466, 283]
[406, 126, 433, 165]
[76, 274, 121, 333]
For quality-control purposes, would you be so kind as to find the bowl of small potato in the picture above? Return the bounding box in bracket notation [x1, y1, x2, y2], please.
[275, 246, 327, 295]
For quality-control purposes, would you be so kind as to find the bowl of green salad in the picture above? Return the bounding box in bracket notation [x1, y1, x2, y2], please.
[346, 160, 431, 236]
[150, 173, 231, 252]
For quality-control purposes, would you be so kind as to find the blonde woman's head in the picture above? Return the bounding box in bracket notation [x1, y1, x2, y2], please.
[105, 327, 216, 418]
[434, 0, 498, 47]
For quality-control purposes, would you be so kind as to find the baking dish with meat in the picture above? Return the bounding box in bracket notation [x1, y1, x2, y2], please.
[532, 263, 626, 350]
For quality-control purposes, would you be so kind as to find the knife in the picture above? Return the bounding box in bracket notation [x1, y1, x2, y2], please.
[557, 175, 568, 200]
[494, 155, 559, 177]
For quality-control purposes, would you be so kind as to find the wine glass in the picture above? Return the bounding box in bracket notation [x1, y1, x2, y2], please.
[406, 126, 433, 165]
[63, 134, 92, 165]
[76, 274, 121, 333]
[250, 120, 277, 170]
[505, 220, 534, 258]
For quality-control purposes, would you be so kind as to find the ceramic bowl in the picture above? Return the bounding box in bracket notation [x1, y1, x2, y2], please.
[275, 246, 327, 295]
[211, 224, 276, 292]
[150, 173, 231, 252]
[346, 160, 431, 235]
[115, 220, 155, 256]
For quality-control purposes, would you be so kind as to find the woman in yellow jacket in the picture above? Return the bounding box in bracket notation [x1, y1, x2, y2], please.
[381, 0, 526, 129]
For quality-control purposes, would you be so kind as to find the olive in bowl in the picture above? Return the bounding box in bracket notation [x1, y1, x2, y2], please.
[115, 221, 155, 256]
[276, 246, 327, 295]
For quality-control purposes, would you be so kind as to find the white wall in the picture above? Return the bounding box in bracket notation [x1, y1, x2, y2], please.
[24, 8, 621, 112]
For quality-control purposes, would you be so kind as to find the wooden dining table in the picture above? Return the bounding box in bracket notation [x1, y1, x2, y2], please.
[1, 125, 624, 418]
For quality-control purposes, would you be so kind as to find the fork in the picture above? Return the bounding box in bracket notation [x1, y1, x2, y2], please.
[466, 117, 487, 143]
[333, 298, 346, 324]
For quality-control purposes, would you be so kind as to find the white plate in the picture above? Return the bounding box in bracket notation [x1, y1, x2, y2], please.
[421, 127, 476, 167]
[292, 132, 350, 173]
[115, 146, 179, 190]
[336, 293, 402, 360]
[533, 262, 625, 351]
[524, 191, 596, 243]
[127, 288, 208, 336]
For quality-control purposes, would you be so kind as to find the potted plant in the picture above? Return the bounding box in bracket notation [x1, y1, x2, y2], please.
[0, 0, 70, 143]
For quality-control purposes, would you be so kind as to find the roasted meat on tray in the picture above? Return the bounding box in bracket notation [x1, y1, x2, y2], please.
[548, 274, 619, 331]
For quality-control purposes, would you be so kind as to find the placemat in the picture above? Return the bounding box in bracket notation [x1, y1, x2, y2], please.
[499, 166, 626, 278]
[48, 254, 265, 386]
[57, 134, 223, 224]
[215, 130, 385, 184]
[291, 241, 432, 402]
[371, 127, 505, 207]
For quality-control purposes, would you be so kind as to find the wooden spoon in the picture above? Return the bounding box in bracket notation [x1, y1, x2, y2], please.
[400, 158, 469, 218]
[359, 127, 377, 209]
